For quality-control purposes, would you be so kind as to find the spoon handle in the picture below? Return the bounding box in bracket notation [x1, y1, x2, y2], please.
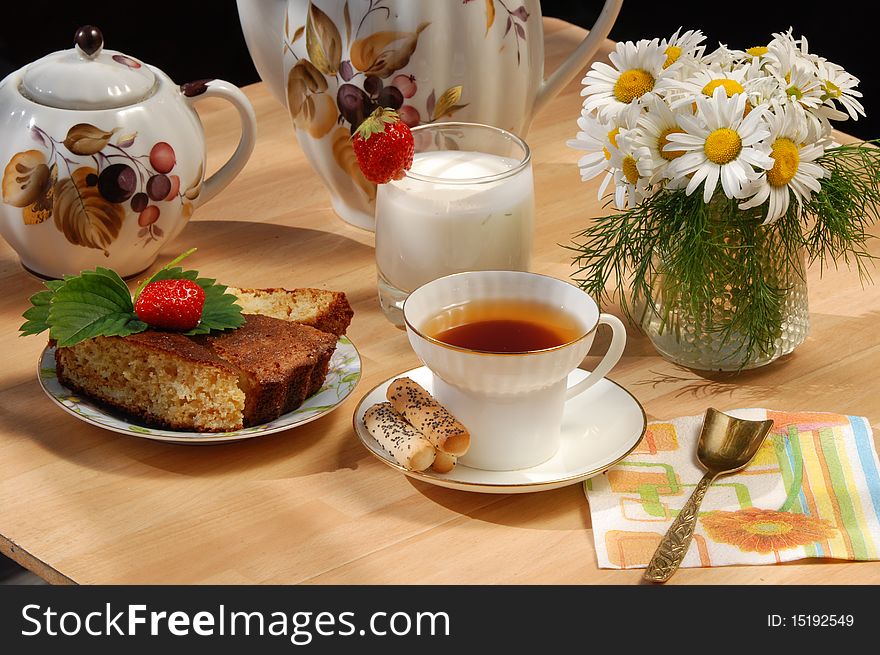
[644, 471, 717, 582]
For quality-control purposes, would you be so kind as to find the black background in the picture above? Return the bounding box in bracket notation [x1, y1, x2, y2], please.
[0, 1, 873, 138]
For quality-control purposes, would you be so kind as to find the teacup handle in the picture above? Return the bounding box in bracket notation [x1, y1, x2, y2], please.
[566, 313, 627, 400]
[181, 79, 257, 208]
[533, 0, 624, 115]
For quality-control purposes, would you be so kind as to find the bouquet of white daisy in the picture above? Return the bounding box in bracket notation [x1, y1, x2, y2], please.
[569, 28, 880, 370]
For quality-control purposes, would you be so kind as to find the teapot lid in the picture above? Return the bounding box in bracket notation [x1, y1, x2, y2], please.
[19, 26, 157, 110]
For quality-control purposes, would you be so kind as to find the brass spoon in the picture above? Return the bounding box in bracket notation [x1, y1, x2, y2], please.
[644, 408, 774, 583]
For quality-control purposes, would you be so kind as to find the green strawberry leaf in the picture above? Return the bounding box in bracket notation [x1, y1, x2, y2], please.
[19, 279, 70, 336]
[353, 107, 400, 140]
[186, 278, 245, 335]
[20, 249, 242, 344]
[47, 268, 147, 347]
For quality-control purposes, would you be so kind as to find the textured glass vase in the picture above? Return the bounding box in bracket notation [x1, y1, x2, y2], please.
[637, 204, 810, 371]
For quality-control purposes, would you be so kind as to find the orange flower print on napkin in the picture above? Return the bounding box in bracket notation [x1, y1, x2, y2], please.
[701, 508, 837, 553]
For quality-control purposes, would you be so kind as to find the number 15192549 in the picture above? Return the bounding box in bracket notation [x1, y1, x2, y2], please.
[768, 614, 854, 627]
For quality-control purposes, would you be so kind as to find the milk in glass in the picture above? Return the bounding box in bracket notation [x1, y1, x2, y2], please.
[376, 149, 534, 324]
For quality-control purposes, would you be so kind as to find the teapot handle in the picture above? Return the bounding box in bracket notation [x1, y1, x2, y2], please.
[533, 0, 623, 116]
[181, 79, 257, 208]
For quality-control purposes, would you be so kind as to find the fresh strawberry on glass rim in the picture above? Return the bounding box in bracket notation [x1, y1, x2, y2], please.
[135, 278, 205, 331]
[352, 107, 415, 184]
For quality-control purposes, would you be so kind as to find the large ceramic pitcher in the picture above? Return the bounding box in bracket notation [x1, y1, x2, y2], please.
[238, 0, 622, 230]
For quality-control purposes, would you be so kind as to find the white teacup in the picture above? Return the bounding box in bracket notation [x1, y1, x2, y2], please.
[403, 271, 626, 471]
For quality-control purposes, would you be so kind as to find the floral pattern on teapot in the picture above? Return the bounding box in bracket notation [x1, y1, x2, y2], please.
[280, 0, 522, 203]
[1, 124, 202, 255]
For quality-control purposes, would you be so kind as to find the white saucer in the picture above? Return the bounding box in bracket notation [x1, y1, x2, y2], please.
[353, 366, 646, 493]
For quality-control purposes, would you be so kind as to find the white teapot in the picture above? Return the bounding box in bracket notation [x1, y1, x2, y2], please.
[0, 26, 257, 278]
[238, 0, 622, 230]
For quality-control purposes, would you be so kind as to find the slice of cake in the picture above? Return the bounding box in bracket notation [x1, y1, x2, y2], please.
[194, 314, 338, 426]
[227, 287, 353, 337]
[55, 313, 340, 432]
[55, 331, 246, 432]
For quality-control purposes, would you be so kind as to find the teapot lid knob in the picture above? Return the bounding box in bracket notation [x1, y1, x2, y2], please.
[21, 23, 156, 110]
[74, 25, 103, 59]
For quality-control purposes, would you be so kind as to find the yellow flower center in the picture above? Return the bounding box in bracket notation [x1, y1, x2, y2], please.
[702, 78, 745, 97]
[663, 45, 682, 69]
[658, 127, 685, 160]
[613, 69, 655, 103]
[622, 155, 640, 184]
[823, 80, 842, 98]
[602, 128, 619, 160]
[787, 85, 804, 100]
[746, 46, 769, 58]
[704, 128, 742, 165]
[608, 128, 620, 149]
[746, 521, 793, 536]
[767, 137, 800, 187]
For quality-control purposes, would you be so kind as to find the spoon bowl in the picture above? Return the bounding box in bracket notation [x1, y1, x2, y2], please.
[644, 408, 774, 583]
[697, 408, 775, 475]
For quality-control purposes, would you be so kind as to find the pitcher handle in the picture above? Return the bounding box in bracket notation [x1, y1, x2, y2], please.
[181, 79, 258, 209]
[533, 0, 624, 116]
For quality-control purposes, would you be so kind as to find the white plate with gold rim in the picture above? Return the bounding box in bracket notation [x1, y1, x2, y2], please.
[353, 366, 646, 493]
[38, 337, 361, 445]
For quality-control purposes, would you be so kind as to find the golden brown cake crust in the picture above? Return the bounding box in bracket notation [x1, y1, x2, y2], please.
[197, 314, 338, 426]
[200, 315, 336, 380]
[120, 331, 239, 370]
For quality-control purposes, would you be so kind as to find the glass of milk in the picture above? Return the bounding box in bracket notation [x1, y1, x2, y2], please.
[375, 122, 534, 327]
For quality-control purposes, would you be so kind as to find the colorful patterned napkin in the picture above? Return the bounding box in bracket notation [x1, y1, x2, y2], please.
[585, 409, 880, 569]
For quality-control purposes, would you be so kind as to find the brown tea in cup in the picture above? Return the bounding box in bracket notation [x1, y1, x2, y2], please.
[422, 299, 585, 353]
[404, 270, 627, 470]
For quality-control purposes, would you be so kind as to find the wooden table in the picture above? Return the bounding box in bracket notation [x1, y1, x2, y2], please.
[1, 19, 878, 585]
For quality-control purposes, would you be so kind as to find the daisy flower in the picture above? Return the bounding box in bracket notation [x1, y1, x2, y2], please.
[767, 28, 800, 52]
[767, 28, 822, 68]
[746, 75, 786, 109]
[665, 86, 773, 203]
[608, 134, 656, 210]
[568, 104, 643, 204]
[743, 44, 771, 63]
[779, 62, 824, 109]
[581, 39, 673, 121]
[566, 109, 615, 182]
[766, 28, 812, 65]
[739, 102, 827, 223]
[702, 43, 746, 71]
[671, 64, 754, 110]
[630, 95, 688, 182]
[817, 60, 865, 121]
[765, 34, 824, 110]
[660, 27, 706, 70]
